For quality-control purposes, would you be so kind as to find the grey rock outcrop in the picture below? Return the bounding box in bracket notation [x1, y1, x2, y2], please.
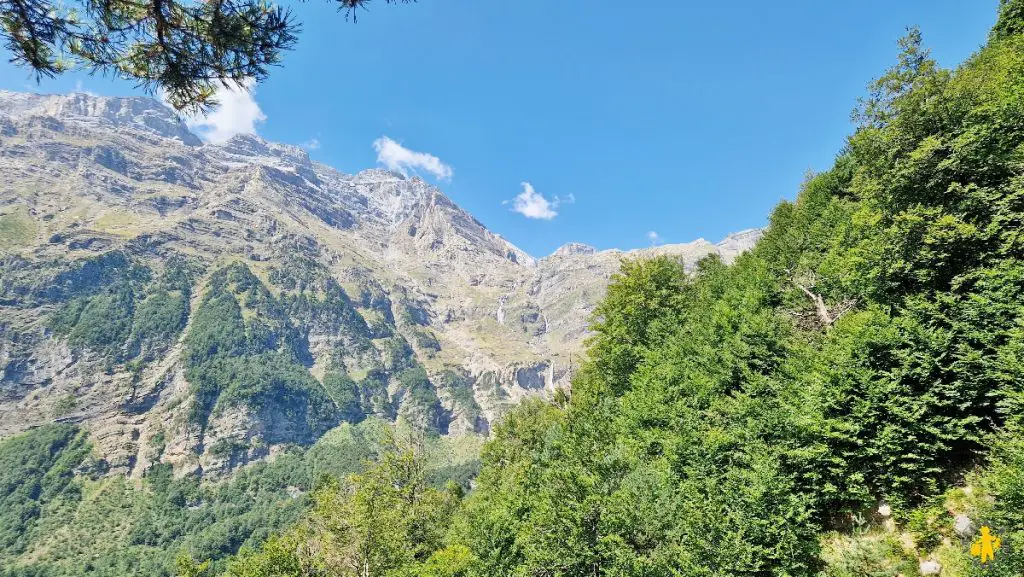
[0, 90, 761, 476]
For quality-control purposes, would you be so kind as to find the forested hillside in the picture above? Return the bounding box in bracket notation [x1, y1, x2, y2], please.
[179, 2, 1024, 576]
[0, 419, 482, 576]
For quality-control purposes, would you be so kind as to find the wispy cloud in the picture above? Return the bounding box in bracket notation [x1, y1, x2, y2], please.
[72, 80, 96, 96]
[301, 138, 321, 151]
[647, 231, 662, 245]
[373, 136, 453, 180]
[181, 79, 266, 144]
[507, 182, 573, 220]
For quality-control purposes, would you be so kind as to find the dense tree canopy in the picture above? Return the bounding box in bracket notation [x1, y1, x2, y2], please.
[5, 2, 1024, 577]
[191, 3, 1024, 575]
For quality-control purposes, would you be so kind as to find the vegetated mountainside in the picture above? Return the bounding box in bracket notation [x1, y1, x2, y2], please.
[164, 3, 1024, 577]
[0, 89, 759, 478]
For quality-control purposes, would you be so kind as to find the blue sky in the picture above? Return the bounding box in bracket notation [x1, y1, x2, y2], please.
[0, 1, 1001, 257]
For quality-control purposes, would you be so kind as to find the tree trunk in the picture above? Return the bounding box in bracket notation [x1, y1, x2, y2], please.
[794, 281, 833, 326]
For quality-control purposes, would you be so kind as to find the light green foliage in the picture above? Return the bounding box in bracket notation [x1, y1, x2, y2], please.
[220, 443, 460, 577]
[174, 555, 211, 577]
[586, 255, 687, 395]
[14, 4, 1024, 577]
[905, 500, 950, 551]
[0, 207, 37, 247]
[959, 431, 1024, 576]
[821, 534, 917, 577]
[51, 394, 78, 417]
[418, 545, 478, 577]
[452, 400, 565, 576]
[0, 419, 478, 577]
[318, 8, 1024, 576]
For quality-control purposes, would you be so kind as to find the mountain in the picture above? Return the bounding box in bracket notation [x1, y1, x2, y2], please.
[0, 90, 759, 478]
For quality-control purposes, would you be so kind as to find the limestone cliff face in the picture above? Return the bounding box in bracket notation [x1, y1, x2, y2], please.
[0, 90, 761, 476]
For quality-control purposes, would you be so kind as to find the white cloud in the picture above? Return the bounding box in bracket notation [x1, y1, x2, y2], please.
[647, 231, 662, 245]
[373, 136, 453, 180]
[302, 138, 321, 151]
[509, 182, 571, 220]
[182, 79, 266, 144]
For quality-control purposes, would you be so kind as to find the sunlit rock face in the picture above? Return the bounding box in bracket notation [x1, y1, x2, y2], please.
[0, 90, 761, 476]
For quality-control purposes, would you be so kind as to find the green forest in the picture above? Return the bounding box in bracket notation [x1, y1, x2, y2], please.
[182, 3, 1024, 575]
[3, 1, 1024, 576]
[0, 419, 481, 576]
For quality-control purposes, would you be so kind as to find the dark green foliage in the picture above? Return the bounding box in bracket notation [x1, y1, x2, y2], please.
[0, 418, 477, 577]
[46, 251, 148, 302]
[321, 370, 363, 423]
[0, 425, 89, 556]
[185, 290, 247, 366]
[183, 263, 337, 434]
[160, 255, 195, 295]
[127, 257, 193, 358]
[280, 283, 370, 341]
[49, 254, 191, 365]
[358, 369, 395, 419]
[270, 260, 377, 367]
[1, 251, 142, 306]
[438, 368, 480, 420]
[266, 257, 321, 292]
[0, 0, 414, 113]
[398, 365, 444, 432]
[450, 11, 1024, 577]
[993, 0, 1024, 41]
[47, 296, 87, 335]
[130, 288, 188, 357]
[356, 281, 397, 338]
[398, 300, 430, 326]
[381, 335, 415, 371]
[412, 327, 442, 355]
[399, 366, 434, 406]
[66, 282, 135, 359]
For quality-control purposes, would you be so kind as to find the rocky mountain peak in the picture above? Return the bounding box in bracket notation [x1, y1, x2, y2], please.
[213, 133, 315, 171]
[551, 242, 598, 257]
[354, 167, 409, 182]
[715, 228, 762, 255]
[0, 89, 761, 480]
[0, 89, 200, 145]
